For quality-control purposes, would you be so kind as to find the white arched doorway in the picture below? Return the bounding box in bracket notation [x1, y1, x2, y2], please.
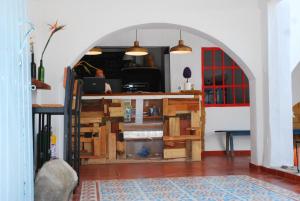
[69, 23, 259, 164]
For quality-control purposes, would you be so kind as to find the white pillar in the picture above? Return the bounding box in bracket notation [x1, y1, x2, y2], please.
[263, 0, 294, 167]
[0, 0, 34, 200]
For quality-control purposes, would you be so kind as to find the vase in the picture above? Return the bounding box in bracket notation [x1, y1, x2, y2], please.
[184, 82, 192, 90]
[38, 60, 45, 82]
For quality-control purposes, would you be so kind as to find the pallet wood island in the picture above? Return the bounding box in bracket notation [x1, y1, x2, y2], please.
[75, 91, 205, 164]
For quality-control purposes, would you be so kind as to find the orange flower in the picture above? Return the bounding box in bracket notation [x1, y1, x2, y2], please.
[48, 20, 65, 34]
[41, 20, 65, 60]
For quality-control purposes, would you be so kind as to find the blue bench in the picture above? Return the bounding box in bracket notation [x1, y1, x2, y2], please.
[215, 129, 300, 172]
[215, 130, 250, 156]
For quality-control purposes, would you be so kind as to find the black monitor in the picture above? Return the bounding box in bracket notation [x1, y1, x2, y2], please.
[83, 77, 105, 94]
[105, 79, 122, 93]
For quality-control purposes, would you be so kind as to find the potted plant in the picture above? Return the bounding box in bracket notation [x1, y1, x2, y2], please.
[183, 66, 192, 90]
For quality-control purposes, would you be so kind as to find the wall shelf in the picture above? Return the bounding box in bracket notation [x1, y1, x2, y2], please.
[32, 79, 51, 90]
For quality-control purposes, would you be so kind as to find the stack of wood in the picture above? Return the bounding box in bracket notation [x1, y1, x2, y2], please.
[72, 111, 117, 164]
[162, 94, 205, 161]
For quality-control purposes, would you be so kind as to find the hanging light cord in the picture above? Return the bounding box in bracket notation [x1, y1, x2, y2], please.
[135, 29, 138, 41]
[180, 29, 182, 40]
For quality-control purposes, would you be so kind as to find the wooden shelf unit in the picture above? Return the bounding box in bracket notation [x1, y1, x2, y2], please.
[78, 91, 206, 164]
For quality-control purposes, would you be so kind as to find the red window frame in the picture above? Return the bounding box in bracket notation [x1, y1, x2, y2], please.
[202, 47, 250, 107]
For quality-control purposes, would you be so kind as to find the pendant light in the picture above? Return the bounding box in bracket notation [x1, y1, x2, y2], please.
[86, 47, 102, 55]
[125, 29, 148, 56]
[170, 30, 192, 54]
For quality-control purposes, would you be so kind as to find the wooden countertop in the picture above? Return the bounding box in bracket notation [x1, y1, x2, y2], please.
[82, 90, 201, 100]
[32, 79, 51, 90]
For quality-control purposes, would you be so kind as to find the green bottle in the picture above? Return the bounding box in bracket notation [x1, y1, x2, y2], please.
[38, 60, 45, 82]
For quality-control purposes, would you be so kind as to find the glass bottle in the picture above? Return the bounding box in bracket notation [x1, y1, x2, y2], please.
[31, 53, 36, 79]
[38, 60, 45, 82]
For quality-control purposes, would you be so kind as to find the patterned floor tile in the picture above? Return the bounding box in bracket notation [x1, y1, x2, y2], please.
[80, 175, 300, 201]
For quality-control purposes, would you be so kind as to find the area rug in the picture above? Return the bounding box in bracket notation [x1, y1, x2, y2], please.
[80, 175, 300, 201]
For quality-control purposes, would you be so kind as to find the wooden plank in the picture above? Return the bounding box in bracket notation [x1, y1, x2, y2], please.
[119, 122, 124, 132]
[191, 111, 200, 128]
[168, 98, 199, 105]
[163, 135, 201, 141]
[74, 117, 102, 124]
[108, 133, 116, 160]
[192, 140, 202, 161]
[116, 141, 125, 153]
[109, 107, 123, 117]
[32, 79, 51, 90]
[112, 99, 122, 104]
[164, 148, 186, 159]
[80, 111, 104, 118]
[80, 137, 93, 143]
[81, 158, 106, 165]
[105, 120, 111, 134]
[104, 104, 108, 114]
[293, 122, 300, 129]
[163, 98, 169, 116]
[169, 117, 180, 136]
[80, 155, 103, 159]
[72, 127, 99, 133]
[93, 137, 101, 157]
[99, 126, 107, 157]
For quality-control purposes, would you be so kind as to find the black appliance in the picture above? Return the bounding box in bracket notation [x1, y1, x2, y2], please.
[121, 67, 161, 92]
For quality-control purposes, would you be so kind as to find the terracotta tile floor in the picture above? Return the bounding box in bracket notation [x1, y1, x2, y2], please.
[72, 156, 300, 201]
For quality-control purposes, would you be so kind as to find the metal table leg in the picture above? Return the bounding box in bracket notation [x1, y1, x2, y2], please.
[226, 133, 229, 155]
[229, 134, 234, 156]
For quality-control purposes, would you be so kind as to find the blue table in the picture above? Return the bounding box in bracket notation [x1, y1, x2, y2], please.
[215, 129, 300, 172]
[215, 130, 250, 156]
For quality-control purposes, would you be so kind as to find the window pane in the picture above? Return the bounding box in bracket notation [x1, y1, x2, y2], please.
[234, 69, 243, 85]
[203, 50, 212, 67]
[204, 88, 214, 104]
[224, 88, 234, 104]
[204, 69, 213, 86]
[215, 88, 224, 104]
[215, 68, 223, 85]
[224, 53, 233, 66]
[245, 88, 250, 103]
[244, 75, 249, 85]
[215, 50, 222, 67]
[224, 69, 233, 85]
[235, 87, 244, 104]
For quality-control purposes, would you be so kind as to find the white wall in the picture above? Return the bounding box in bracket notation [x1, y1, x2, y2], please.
[290, 0, 300, 72]
[264, 0, 293, 167]
[291, 0, 300, 105]
[98, 29, 251, 151]
[292, 63, 300, 105]
[28, 0, 263, 163]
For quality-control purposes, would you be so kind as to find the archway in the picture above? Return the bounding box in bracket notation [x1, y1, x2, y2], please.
[70, 23, 257, 163]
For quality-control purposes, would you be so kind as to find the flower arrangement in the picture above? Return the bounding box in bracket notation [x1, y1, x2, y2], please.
[38, 21, 65, 82]
[40, 21, 65, 61]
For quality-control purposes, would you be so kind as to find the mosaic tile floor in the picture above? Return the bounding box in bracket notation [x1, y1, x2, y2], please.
[80, 175, 300, 201]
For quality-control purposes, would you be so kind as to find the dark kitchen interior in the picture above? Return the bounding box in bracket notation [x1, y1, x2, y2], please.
[74, 47, 170, 92]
